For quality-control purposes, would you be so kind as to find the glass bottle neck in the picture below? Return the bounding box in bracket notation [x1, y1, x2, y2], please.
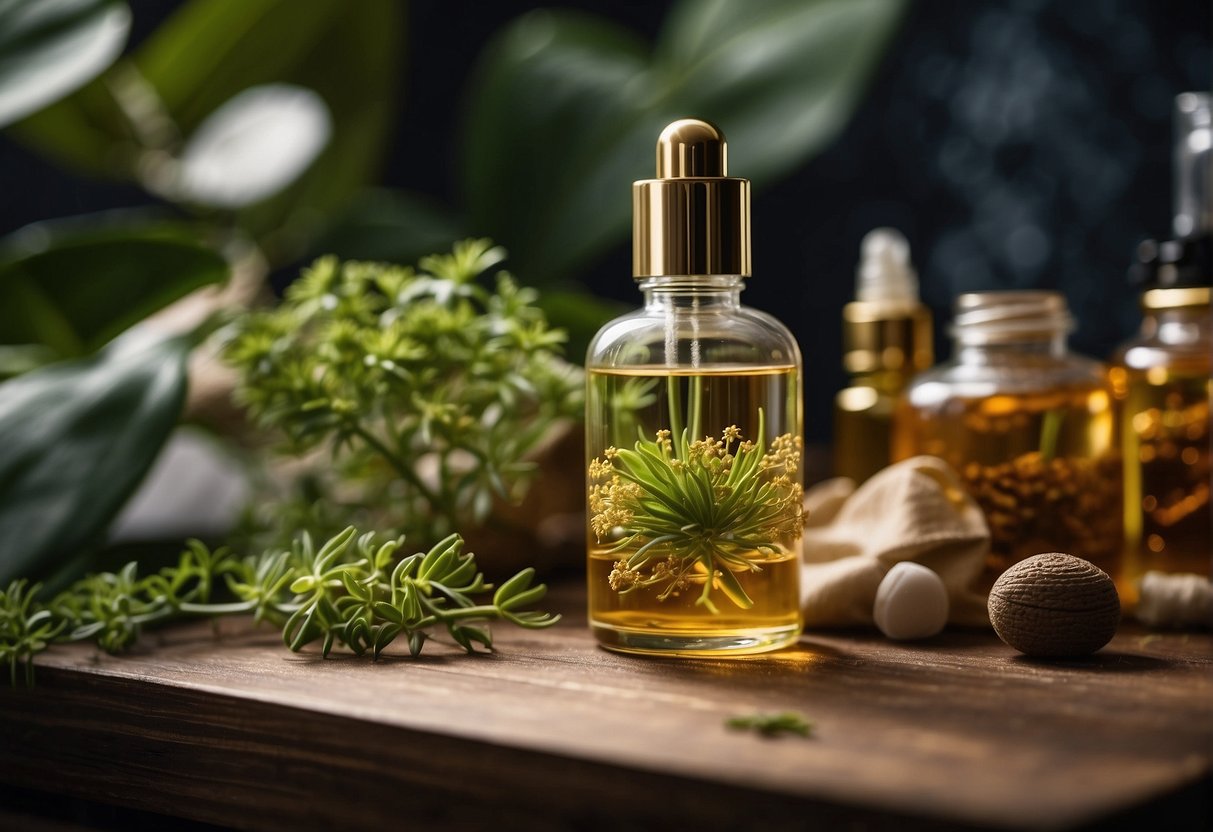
[954, 333, 1069, 364]
[947, 291, 1074, 364]
[639, 275, 744, 312]
[1140, 304, 1211, 345]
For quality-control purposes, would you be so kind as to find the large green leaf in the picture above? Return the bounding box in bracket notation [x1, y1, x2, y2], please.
[0, 332, 190, 584]
[462, 12, 657, 288]
[11, 0, 402, 258]
[12, 0, 361, 168]
[167, 83, 332, 209]
[462, 0, 906, 284]
[0, 0, 130, 128]
[0, 214, 229, 359]
[657, 0, 908, 183]
[133, 0, 402, 252]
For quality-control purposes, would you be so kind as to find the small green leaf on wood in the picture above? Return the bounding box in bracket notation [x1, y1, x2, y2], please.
[726, 712, 813, 739]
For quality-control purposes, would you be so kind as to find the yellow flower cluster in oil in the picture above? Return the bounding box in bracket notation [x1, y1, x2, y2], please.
[588, 425, 803, 602]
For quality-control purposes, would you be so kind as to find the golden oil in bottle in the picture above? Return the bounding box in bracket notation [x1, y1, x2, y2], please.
[893, 291, 1122, 585]
[586, 368, 802, 652]
[894, 385, 1120, 579]
[1111, 286, 1212, 589]
[585, 119, 804, 655]
[1109, 91, 1213, 594]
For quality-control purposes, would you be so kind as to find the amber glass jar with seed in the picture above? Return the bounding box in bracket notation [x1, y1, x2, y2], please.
[892, 291, 1122, 585]
[1110, 285, 1211, 596]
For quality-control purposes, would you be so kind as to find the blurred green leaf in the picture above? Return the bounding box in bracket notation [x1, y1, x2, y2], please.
[0, 0, 130, 128]
[0, 214, 229, 358]
[0, 344, 56, 379]
[135, 0, 402, 252]
[0, 332, 190, 584]
[463, 0, 906, 284]
[134, 0, 347, 128]
[1, 62, 132, 176]
[11, 0, 402, 259]
[312, 189, 464, 265]
[658, 0, 907, 184]
[462, 12, 656, 287]
[7, 0, 333, 176]
[165, 83, 332, 209]
[246, 2, 400, 260]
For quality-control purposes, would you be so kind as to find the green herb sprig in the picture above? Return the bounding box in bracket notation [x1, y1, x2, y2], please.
[0, 527, 557, 685]
[726, 711, 814, 738]
[589, 410, 804, 613]
[223, 240, 582, 548]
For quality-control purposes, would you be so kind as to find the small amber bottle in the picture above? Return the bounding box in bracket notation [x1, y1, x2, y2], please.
[834, 229, 932, 482]
[1111, 278, 1211, 587]
[893, 291, 1121, 584]
[1110, 92, 1212, 597]
[585, 119, 804, 656]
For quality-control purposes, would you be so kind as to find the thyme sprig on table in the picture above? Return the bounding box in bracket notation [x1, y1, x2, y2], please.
[589, 410, 804, 614]
[0, 527, 557, 685]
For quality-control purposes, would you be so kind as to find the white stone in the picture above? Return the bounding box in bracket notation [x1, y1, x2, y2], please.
[873, 562, 950, 640]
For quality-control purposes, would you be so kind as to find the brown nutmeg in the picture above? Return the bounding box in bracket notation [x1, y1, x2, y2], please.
[988, 553, 1120, 657]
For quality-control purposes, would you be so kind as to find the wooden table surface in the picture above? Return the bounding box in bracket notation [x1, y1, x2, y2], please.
[1, 582, 1209, 831]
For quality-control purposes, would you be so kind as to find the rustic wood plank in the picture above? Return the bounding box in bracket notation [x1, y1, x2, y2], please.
[0, 584, 1209, 831]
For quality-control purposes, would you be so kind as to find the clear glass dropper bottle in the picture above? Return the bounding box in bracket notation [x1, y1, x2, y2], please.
[584, 119, 804, 656]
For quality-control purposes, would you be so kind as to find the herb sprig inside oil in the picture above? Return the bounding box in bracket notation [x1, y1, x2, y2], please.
[588, 408, 803, 613]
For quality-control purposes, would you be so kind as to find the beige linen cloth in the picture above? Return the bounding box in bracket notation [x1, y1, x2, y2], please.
[801, 456, 991, 627]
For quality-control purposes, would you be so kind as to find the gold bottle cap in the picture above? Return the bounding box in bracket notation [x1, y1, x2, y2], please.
[842, 301, 933, 376]
[1142, 286, 1211, 309]
[633, 118, 751, 277]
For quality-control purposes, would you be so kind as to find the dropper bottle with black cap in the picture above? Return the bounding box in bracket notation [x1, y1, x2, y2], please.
[584, 119, 803, 655]
[1110, 92, 1212, 590]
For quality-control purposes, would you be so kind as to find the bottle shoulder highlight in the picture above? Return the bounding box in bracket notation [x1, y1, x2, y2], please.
[586, 304, 801, 370]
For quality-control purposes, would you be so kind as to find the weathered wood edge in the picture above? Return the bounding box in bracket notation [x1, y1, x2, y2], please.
[2, 606, 1209, 832]
[0, 665, 980, 832]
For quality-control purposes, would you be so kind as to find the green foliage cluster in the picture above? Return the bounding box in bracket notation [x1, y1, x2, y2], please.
[224, 239, 583, 549]
[0, 0, 902, 594]
[0, 0, 903, 665]
[0, 526, 558, 685]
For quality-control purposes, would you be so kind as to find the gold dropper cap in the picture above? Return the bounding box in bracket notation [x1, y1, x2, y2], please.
[633, 118, 751, 277]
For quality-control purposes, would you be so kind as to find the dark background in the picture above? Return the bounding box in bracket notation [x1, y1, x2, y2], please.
[1, 0, 1209, 442]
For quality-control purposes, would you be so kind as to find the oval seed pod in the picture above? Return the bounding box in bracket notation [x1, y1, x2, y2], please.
[988, 553, 1120, 657]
